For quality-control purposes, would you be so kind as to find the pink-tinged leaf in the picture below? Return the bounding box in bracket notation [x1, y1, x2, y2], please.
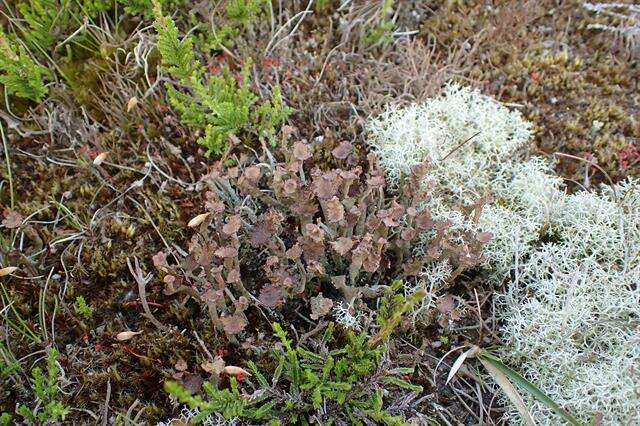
[283, 178, 298, 195]
[401, 228, 416, 241]
[415, 210, 433, 230]
[331, 141, 353, 159]
[310, 292, 334, 320]
[243, 166, 261, 183]
[306, 260, 326, 277]
[235, 296, 249, 311]
[152, 251, 168, 268]
[222, 215, 242, 235]
[304, 223, 325, 243]
[259, 284, 284, 308]
[292, 142, 312, 161]
[226, 269, 241, 283]
[286, 244, 303, 260]
[220, 314, 248, 335]
[477, 232, 493, 243]
[436, 295, 456, 314]
[214, 246, 238, 258]
[201, 356, 225, 376]
[324, 197, 345, 223]
[2, 210, 23, 229]
[312, 170, 342, 200]
[331, 237, 354, 256]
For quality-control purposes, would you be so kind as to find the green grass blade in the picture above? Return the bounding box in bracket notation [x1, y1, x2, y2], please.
[478, 351, 583, 426]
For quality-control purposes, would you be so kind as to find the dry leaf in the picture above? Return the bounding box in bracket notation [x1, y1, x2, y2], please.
[126, 96, 139, 112]
[188, 212, 210, 228]
[2, 210, 23, 229]
[0, 266, 18, 277]
[116, 330, 143, 341]
[446, 347, 473, 385]
[223, 366, 252, 377]
[93, 152, 109, 166]
[478, 356, 535, 426]
[175, 359, 188, 371]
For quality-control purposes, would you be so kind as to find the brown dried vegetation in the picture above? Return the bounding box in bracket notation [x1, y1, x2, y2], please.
[155, 135, 488, 339]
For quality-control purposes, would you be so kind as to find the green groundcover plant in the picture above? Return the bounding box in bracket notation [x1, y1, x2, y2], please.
[164, 322, 422, 425]
[153, 1, 291, 156]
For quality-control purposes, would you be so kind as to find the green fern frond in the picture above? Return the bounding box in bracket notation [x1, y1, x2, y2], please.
[153, 4, 202, 83]
[17, 0, 72, 50]
[226, 0, 266, 27]
[152, 2, 290, 156]
[0, 34, 49, 102]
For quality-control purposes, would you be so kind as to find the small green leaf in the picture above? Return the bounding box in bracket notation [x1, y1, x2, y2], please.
[382, 375, 423, 393]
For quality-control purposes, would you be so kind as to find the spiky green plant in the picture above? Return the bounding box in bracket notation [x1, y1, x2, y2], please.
[16, 348, 70, 424]
[166, 322, 421, 424]
[225, 0, 266, 27]
[363, 0, 395, 47]
[72, 295, 93, 318]
[153, 2, 291, 156]
[0, 413, 12, 426]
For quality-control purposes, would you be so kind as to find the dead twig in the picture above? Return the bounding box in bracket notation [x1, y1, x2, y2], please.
[126, 257, 167, 331]
[101, 379, 111, 426]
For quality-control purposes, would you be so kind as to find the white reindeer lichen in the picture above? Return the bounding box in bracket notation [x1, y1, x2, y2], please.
[498, 179, 640, 425]
[367, 82, 640, 425]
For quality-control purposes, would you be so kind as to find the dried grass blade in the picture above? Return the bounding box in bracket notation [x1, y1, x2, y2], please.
[478, 355, 536, 426]
[478, 351, 583, 426]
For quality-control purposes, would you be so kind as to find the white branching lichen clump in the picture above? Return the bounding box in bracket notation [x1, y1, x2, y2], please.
[366, 82, 532, 200]
[479, 158, 564, 276]
[368, 83, 559, 278]
[367, 83, 640, 425]
[405, 260, 452, 317]
[157, 407, 237, 426]
[333, 300, 364, 330]
[499, 179, 640, 425]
